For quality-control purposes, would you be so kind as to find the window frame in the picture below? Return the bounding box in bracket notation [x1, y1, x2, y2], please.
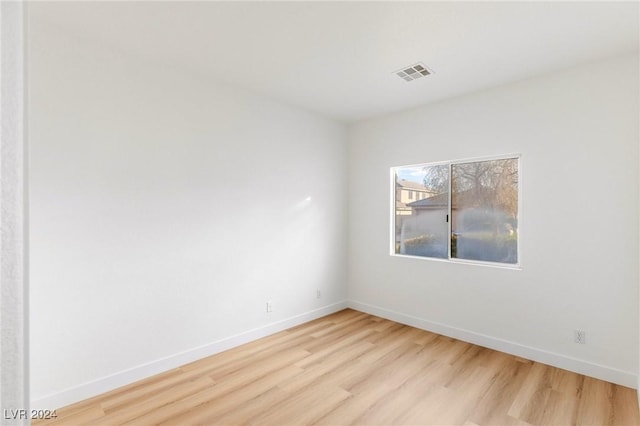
[390, 154, 522, 269]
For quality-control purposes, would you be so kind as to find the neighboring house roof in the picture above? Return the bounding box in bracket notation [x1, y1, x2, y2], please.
[407, 188, 495, 210]
[396, 180, 429, 191]
[407, 192, 448, 209]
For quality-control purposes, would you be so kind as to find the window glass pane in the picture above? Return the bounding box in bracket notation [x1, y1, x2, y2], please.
[394, 164, 449, 258]
[451, 158, 518, 264]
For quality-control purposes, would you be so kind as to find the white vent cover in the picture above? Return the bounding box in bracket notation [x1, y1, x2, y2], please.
[395, 63, 433, 82]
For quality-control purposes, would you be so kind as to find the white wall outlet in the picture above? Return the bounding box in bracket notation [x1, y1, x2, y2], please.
[316, 289, 321, 299]
[266, 301, 273, 313]
[574, 329, 586, 344]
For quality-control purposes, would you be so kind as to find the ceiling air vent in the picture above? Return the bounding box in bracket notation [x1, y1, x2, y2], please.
[395, 63, 433, 82]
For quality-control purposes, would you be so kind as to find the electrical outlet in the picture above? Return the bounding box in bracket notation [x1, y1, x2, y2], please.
[266, 301, 273, 313]
[574, 330, 586, 344]
[316, 289, 321, 299]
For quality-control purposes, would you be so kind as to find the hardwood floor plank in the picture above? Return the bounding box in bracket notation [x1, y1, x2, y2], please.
[396, 385, 456, 425]
[252, 384, 352, 426]
[154, 365, 304, 425]
[35, 309, 640, 426]
[433, 366, 495, 425]
[575, 377, 615, 426]
[88, 375, 215, 425]
[507, 362, 550, 420]
[347, 341, 425, 394]
[279, 341, 374, 394]
[313, 382, 389, 425]
[294, 328, 376, 369]
[468, 356, 533, 425]
[536, 389, 579, 426]
[612, 384, 640, 425]
[161, 348, 308, 422]
[209, 386, 292, 425]
[482, 414, 535, 426]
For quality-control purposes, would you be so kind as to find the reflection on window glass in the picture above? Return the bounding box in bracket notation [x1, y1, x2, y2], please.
[392, 156, 519, 266]
[451, 159, 518, 264]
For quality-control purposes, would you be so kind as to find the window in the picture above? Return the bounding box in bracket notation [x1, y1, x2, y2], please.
[408, 191, 414, 200]
[392, 155, 519, 266]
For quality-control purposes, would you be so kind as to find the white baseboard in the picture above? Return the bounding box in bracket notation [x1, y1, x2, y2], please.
[32, 301, 348, 410]
[348, 300, 637, 389]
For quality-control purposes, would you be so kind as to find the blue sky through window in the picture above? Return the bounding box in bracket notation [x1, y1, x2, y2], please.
[396, 166, 425, 183]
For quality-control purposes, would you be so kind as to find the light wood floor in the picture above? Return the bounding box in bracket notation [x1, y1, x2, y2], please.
[36, 309, 640, 425]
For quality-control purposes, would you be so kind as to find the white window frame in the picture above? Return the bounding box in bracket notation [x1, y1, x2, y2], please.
[390, 154, 522, 269]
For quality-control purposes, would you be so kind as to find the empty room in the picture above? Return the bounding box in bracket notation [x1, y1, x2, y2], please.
[1, 0, 640, 425]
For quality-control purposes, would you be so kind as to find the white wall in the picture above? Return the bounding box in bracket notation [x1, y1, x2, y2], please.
[29, 23, 347, 407]
[348, 54, 640, 387]
[1, 1, 29, 422]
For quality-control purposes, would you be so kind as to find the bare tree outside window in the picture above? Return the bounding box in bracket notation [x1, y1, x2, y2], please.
[451, 159, 518, 264]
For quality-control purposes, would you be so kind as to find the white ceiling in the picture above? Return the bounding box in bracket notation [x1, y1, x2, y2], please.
[29, 1, 639, 123]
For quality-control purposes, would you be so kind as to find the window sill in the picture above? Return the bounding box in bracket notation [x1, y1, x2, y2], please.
[390, 253, 522, 271]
